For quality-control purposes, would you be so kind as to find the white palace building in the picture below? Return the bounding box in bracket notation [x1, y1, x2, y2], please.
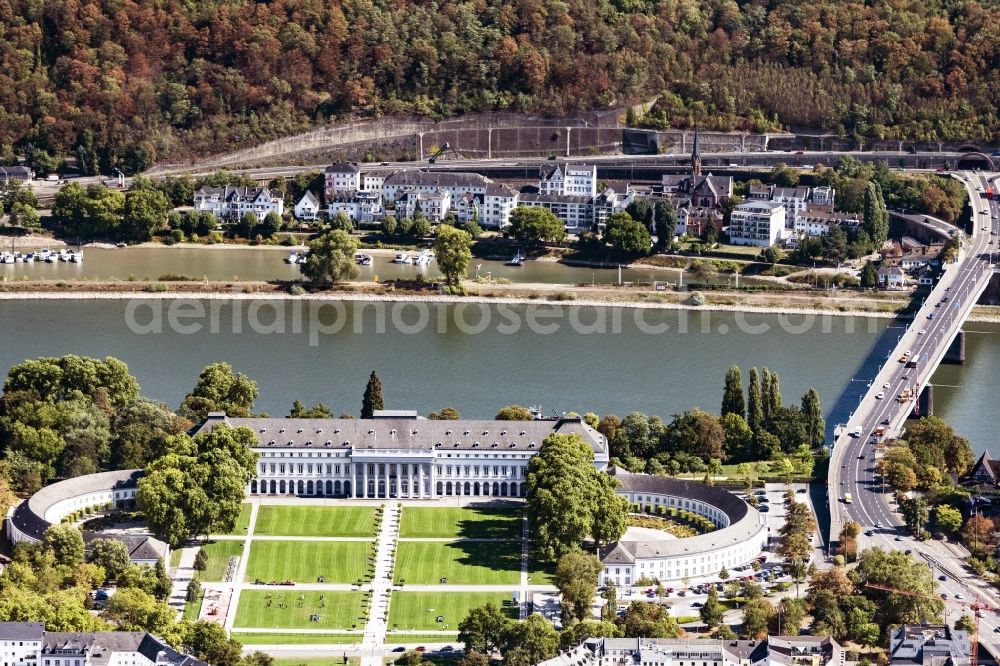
[194, 410, 609, 500]
[7, 411, 768, 586]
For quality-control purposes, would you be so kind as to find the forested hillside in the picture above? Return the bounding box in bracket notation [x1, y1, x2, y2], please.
[2, 0, 999, 172]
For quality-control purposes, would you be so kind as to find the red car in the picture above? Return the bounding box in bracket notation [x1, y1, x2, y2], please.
[415, 647, 426, 653]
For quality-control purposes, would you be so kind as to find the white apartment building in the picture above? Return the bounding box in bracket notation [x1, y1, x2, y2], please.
[327, 191, 384, 225]
[538, 164, 598, 197]
[192, 186, 284, 220]
[538, 636, 844, 666]
[293, 191, 321, 221]
[395, 190, 451, 222]
[517, 194, 593, 232]
[793, 205, 861, 237]
[728, 201, 786, 247]
[381, 171, 517, 228]
[324, 163, 361, 198]
[0, 622, 43, 666]
[0, 624, 205, 666]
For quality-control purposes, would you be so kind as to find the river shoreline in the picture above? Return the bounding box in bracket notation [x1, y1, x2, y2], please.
[0, 279, 995, 322]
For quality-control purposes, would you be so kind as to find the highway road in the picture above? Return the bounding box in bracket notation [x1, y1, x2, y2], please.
[828, 170, 1000, 653]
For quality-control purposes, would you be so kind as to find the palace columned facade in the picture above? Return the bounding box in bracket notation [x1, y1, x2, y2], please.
[194, 411, 609, 500]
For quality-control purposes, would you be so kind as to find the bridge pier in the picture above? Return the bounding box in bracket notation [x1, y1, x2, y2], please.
[943, 330, 966, 364]
[914, 384, 934, 418]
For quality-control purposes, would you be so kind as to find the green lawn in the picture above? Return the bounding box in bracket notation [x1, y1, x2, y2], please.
[233, 591, 368, 630]
[245, 540, 373, 583]
[183, 590, 204, 621]
[221, 504, 252, 535]
[169, 548, 183, 569]
[387, 591, 517, 631]
[399, 507, 522, 539]
[384, 633, 460, 644]
[254, 505, 378, 537]
[232, 633, 363, 645]
[527, 557, 556, 586]
[393, 541, 520, 585]
[200, 540, 245, 582]
[272, 658, 360, 666]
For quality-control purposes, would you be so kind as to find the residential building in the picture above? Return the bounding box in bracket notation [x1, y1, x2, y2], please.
[771, 187, 812, 228]
[82, 534, 169, 568]
[677, 206, 723, 238]
[811, 186, 836, 206]
[517, 194, 593, 233]
[395, 190, 451, 222]
[0, 166, 34, 183]
[538, 164, 597, 197]
[537, 635, 843, 666]
[962, 451, 1000, 489]
[192, 186, 283, 220]
[0, 624, 205, 666]
[327, 191, 384, 225]
[728, 201, 786, 247]
[889, 624, 970, 666]
[793, 205, 862, 237]
[593, 186, 634, 231]
[194, 411, 609, 500]
[381, 171, 516, 228]
[0, 622, 43, 666]
[877, 265, 905, 289]
[362, 172, 389, 197]
[324, 163, 361, 198]
[293, 191, 321, 221]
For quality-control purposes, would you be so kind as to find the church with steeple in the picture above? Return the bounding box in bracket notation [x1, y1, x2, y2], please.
[661, 127, 733, 209]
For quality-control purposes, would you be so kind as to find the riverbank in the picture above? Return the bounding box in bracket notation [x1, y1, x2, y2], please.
[0, 277, 985, 321]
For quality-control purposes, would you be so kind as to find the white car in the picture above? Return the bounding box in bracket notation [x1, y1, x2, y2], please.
[876, 392, 885, 400]
[882, 383, 890, 389]
[918, 329, 926, 335]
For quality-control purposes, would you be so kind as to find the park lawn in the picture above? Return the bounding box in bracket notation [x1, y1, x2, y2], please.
[233, 591, 367, 630]
[527, 558, 556, 586]
[393, 540, 520, 585]
[387, 592, 517, 631]
[399, 507, 522, 539]
[182, 590, 204, 621]
[224, 504, 253, 535]
[254, 505, 378, 537]
[245, 541, 372, 583]
[232, 633, 363, 646]
[272, 658, 361, 666]
[169, 549, 182, 570]
[201, 540, 245, 582]
[384, 633, 460, 644]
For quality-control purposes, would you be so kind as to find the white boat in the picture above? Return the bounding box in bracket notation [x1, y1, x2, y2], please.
[413, 250, 434, 266]
[392, 253, 412, 264]
[45, 253, 57, 263]
[356, 253, 373, 266]
[23, 253, 34, 263]
[37, 248, 51, 261]
[0, 252, 13, 264]
[13, 252, 23, 263]
[57, 249, 70, 262]
[296, 254, 307, 264]
[505, 251, 524, 266]
[69, 251, 83, 263]
[285, 252, 300, 264]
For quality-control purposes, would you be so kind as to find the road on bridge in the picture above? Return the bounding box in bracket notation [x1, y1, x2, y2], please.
[828, 170, 1000, 654]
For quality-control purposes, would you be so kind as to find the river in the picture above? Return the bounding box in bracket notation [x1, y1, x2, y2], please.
[0, 246, 749, 286]
[0, 298, 992, 452]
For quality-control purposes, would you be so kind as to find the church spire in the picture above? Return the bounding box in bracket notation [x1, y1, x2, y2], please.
[691, 125, 702, 179]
